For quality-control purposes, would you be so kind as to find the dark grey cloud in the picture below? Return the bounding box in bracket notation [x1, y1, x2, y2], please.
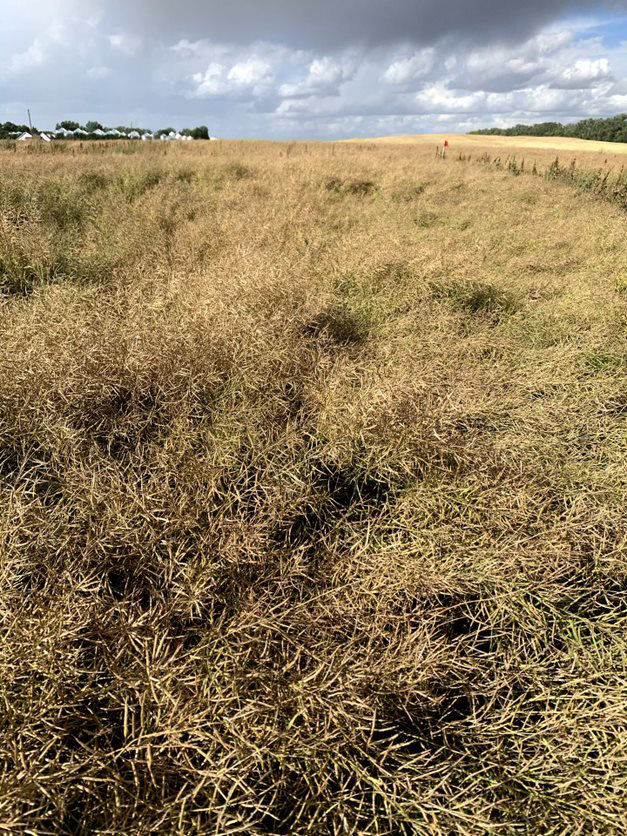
[107, 0, 621, 49]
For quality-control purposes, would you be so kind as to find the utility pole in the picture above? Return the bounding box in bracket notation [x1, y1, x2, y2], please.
[27, 109, 33, 132]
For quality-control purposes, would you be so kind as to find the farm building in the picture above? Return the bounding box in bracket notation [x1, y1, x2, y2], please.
[15, 132, 52, 142]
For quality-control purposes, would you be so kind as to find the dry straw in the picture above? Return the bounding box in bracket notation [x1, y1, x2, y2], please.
[0, 138, 626, 833]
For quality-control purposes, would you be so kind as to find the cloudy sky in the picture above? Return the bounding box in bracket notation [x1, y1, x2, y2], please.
[1, 0, 627, 138]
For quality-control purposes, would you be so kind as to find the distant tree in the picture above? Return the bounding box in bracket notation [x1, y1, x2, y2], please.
[155, 127, 176, 137]
[56, 120, 81, 131]
[85, 121, 104, 133]
[470, 113, 627, 144]
[181, 128, 193, 137]
[190, 125, 210, 140]
[0, 121, 31, 138]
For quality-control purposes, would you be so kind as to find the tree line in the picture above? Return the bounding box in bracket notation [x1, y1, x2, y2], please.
[0, 122, 33, 139]
[470, 113, 627, 143]
[0, 120, 211, 140]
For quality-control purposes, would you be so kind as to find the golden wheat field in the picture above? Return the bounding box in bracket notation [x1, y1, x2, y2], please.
[357, 132, 627, 156]
[0, 138, 626, 834]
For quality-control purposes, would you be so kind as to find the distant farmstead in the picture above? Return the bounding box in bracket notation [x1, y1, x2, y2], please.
[16, 131, 52, 142]
[5, 121, 216, 142]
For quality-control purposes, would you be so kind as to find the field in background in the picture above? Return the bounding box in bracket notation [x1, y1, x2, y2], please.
[356, 131, 627, 156]
[1, 140, 626, 833]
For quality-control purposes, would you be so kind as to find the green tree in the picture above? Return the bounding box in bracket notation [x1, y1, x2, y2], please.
[56, 120, 80, 131]
[470, 113, 627, 144]
[0, 121, 31, 138]
[190, 125, 210, 140]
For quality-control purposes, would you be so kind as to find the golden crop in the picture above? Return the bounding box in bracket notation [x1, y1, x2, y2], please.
[1, 138, 626, 833]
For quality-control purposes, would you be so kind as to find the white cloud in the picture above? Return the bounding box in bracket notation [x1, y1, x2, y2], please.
[8, 39, 46, 73]
[170, 39, 205, 58]
[279, 57, 350, 98]
[191, 62, 227, 96]
[533, 28, 575, 54]
[109, 33, 142, 56]
[228, 58, 273, 87]
[606, 90, 627, 109]
[551, 57, 612, 87]
[189, 56, 274, 99]
[87, 65, 111, 80]
[415, 84, 485, 113]
[446, 29, 577, 92]
[383, 50, 435, 85]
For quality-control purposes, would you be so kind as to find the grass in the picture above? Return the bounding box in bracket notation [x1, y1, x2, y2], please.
[0, 138, 626, 834]
[464, 152, 627, 211]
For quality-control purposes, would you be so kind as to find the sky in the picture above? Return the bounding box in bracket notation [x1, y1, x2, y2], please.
[1, 0, 627, 139]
